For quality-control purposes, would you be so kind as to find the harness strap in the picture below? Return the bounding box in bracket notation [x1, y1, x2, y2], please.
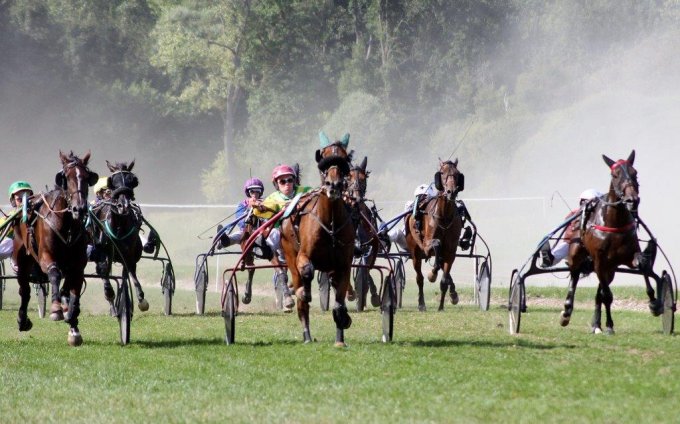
[592, 221, 636, 233]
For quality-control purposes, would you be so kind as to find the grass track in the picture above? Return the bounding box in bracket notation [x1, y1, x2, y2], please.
[0, 284, 678, 423]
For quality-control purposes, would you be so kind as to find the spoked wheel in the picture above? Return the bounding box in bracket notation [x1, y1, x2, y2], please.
[354, 265, 370, 312]
[36, 283, 48, 319]
[318, 272, 330, 311]
[117, 274, 132, 346]
[508, 269, 522, 335]
[394, 259, 405, 309]
[476, 260, 491, 312]
[195, 260, 208, 315]
[661, 271, 675, 335]
[162, 262, 175, 316]
[381, 274, 395, 343]
[224, 277, 236, 345]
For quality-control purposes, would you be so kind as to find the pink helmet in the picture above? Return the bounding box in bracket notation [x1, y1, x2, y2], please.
[243, 177, 264, 197]
[271, 164, 296, 183]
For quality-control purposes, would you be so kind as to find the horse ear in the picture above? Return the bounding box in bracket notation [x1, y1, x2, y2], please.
[55, 171, 66, 189]
[434, 172, 443, 191]
[627, 150, 635, 165]
[87, 171, 99, 187]
[315, 149, 322, 163]
[602, 154, 615, 168]
[106, 160, 116, 172]
[456, 173, 465, 192]
[128, 159, 135, 171]
[347, 150, 354, 163]
[319, 130, 331, 148]
[340, 133, 350, 148]
[59, 150, 68, 164]
[360, 156, 367, 171]
[453, 158, 458, 167]
[82, 150, 91, 165]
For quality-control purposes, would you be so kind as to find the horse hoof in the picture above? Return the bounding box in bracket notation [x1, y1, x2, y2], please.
[68, 329, 83, 347]
[50, 307, 64, 321]
[559, 311, 570, 327]
[242, 295, 251, 305]
[418, 304, 426, 312]
[450, 291, 459, 305]
[649, 302, 663, 317]
[592, 327, 602, 334]
[370, 294, 381, 308]
[334, 341, 347, 348]
[437, 305, 444, 312]
[605, 328, 615, 335]
[427, 272, 437, 283]
[18, 317, 33, 332]
[347, 292, 356, 302]
[138, 299, 150, 312]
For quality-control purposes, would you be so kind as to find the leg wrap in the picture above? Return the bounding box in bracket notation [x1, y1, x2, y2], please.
[47, 264, 61, 302]
[332, 304, 352, 330]
[300, 262, 314, 282]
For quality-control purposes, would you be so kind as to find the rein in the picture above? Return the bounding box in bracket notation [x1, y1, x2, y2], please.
[426, 194, 458, 230]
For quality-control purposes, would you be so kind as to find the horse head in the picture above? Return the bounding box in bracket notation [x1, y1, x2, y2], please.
[602, 150, 639, 213]
[106, 160, 139, 214]
[434, 158, 464, 201]
[347, 156, 369, 203]
[56, 150, 98, 220]
[317, 155, 349, 201]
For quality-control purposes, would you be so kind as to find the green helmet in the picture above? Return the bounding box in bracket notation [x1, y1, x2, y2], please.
[8, 181, 33, 201]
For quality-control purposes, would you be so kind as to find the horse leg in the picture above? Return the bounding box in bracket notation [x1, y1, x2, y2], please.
[47, 263, 64, 321]
[63, 276, 83, 347]
[643, 274, 663, 316]
[560, 269, 580, 327]
[274, 268, 294, 311]
[294, 254, 314, 343]
[414, 257, 426, 312]
[332, 270, 352, 347]
[242, 268, 254, 304]
[427, 239, 441, 283]
[601, 283, 615, 335]
[16, 266, 33, 332]
[96, 257, 115, 304]
[591, 286, 604, 334]
[128, 264, 148, 312]
[443, 261, 458, 306]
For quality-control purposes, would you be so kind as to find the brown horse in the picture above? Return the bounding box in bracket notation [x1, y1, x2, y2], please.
[91, 160, 149, 311]
[346, 156, 381, 308]
[12, 151, 98, 346]
[280, 155, 354, 346]
[405, 159, 464, 311]
[561, 150, 654, 334]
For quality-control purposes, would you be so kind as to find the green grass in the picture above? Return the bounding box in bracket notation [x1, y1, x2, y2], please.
[0, 283, 677, 423]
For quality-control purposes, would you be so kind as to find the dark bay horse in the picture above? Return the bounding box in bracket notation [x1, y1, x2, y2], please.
[12, 151, 98, 346]
[405, 159, 464, 311]
[91, 160, 149, 311]
[561, 150, 655, 334]
[346, 156, 380, 307]
[280, 155, 355, 346]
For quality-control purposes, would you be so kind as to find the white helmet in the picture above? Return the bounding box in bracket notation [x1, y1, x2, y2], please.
[413, 184, 430, 197]
[579, 188, 601, 201]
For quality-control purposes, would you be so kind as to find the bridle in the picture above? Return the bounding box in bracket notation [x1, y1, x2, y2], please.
[607, 160, 639, 212]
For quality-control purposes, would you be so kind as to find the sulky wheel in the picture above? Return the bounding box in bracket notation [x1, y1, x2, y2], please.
[476, 260, 491, 312]
[661, 271, 675, 335]
[117, 274, 132, 346]
[318, 272, 330, 311]
[381, 274, 395, 343]
[508, 269, 522, 335]
[195, 260, 208, 315]
[224, 280, 236, 345]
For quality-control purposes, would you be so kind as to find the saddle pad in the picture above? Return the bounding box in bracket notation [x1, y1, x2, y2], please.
[283, 193, 303, 219]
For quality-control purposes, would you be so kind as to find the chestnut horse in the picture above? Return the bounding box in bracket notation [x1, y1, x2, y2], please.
[561, 150, 656, 334]
[12, 151, 98, 346]
[91, 160, 149, 311]
[280, 155, 354, 346]
[405, 159, 464, 311]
